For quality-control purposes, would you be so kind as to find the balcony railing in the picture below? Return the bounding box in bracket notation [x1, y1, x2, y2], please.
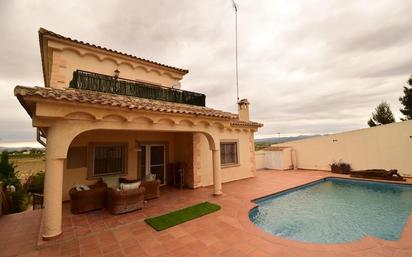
[69, 70, 206, 106]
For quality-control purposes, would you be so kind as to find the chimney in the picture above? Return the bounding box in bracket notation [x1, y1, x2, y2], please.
[238, 98, 250, 121]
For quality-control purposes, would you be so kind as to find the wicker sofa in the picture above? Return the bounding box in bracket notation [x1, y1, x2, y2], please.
[119, 178, 160, 200]
[106, 186, 145, 215]
[69, 181, 107, 214]
[69, 177, 160, 215]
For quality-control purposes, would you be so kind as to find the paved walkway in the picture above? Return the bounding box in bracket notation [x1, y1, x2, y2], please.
[0, 208, 41, 257]
[0, 170, 411, 257]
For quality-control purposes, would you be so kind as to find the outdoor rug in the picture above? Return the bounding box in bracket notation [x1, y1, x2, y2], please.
[144, 201, 221, 231]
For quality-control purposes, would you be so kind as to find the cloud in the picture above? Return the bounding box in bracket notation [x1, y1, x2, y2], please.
[0, 0, 411, 143]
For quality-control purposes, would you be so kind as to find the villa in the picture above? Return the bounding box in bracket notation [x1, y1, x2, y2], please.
[14, 28, 262, 239]
[3, 28, 412, 257]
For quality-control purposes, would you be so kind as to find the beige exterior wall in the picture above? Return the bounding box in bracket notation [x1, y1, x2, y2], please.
[277, 121, 412, 176]
[173, 133, 194, 187]
[46, 40, 184, 89]
[62, 129, 257, 200]
[196, 131, 256, 186]
[63, 130, 179, 200]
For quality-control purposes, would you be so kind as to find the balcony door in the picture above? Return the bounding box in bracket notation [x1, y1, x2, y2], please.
[140, 144, 166, 185]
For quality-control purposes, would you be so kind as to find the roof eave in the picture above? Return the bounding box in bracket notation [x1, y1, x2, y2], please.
[38, 28, 48, 87]
[38, 28, 189, 77]
[14, 85, 238, 120]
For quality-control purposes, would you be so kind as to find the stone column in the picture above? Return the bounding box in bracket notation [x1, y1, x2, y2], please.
[212, 149, 222, 195]
[42, 127, 64, 239]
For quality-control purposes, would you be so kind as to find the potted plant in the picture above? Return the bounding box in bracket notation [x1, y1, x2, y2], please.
[330, 161, 352, 174]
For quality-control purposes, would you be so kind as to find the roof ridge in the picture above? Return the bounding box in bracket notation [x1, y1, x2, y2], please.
[38, 27, 189, 74]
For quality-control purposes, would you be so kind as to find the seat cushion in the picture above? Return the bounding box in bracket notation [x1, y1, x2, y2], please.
[102, 175, 120, 189]
[120, 181, 141, 191]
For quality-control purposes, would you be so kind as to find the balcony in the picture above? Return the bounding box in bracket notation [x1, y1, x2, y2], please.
[69, 70, 206, 106]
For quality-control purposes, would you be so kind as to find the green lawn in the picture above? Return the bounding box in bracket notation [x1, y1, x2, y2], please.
[144, 201, 221, 231]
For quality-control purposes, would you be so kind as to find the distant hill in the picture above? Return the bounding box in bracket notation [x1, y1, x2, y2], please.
[255, 135, 321, 144]
[0, 146, 45, 153]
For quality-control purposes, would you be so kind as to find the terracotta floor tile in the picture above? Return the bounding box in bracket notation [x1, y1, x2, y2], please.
[103, 250, 125, 257]
[122, 244, 146, 256]
[100, 242, 121, 254]
[247, 249, 275, 257]
[206, 241, 231, 255]
[232, 241, 256, 255]
[221, 248, 249, 257]
[118, 238, 138, 249]
[61, 247, 81, 257]
[393, 249, 412, 257]
[1, 171, 412, 257]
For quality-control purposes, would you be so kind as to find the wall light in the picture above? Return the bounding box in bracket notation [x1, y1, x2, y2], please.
[114, 69, 120, 79]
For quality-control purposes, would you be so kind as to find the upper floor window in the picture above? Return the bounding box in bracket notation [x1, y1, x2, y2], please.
[220, 142, 238, 166]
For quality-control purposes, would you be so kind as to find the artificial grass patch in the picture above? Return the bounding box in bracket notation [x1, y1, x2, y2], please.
[144, 201, 221, 231]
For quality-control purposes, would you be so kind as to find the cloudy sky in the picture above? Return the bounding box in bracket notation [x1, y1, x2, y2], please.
[0, 0, 411, 146]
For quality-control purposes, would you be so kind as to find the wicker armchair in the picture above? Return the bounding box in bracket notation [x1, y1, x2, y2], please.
[141, 180, 161, 200]
[69, 182, 107, 214]
[106, 187, 145, 215]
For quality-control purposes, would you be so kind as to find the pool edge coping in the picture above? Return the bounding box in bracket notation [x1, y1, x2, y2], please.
[251, 176, 412, 203]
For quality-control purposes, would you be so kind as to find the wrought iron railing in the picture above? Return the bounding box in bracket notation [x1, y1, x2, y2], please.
[69, 70, 206, 106]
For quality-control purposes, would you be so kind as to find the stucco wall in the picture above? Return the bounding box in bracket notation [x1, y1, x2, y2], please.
[59, 50, 180, 88]
[63, 130, 177, 200]
[63, 129, 257, 200]
[255, 149, 293, 170]
[277, 120, 412, 176]
[197, 131, 256, 186]
[173, 133, 194, 187]
[47, 40, 184, 89]
[255, 151, 265, 170]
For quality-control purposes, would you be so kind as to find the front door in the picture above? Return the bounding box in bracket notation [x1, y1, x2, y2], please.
[140, 144, 166, 185]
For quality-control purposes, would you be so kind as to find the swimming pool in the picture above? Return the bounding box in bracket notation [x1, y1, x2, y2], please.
[249, 178, 412, 243]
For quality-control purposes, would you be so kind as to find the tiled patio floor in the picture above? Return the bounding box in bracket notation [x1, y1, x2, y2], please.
[1, 170, 412, 257]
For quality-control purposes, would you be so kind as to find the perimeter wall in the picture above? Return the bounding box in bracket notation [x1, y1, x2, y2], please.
[277, 120, 412, 176]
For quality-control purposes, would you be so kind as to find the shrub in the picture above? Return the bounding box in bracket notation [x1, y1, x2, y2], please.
[330, 161, 352, 174]
[11, 188, 30, 213]
[26, 171, 45, 194]
[0, 152, 29, 213]
[0, 152, 21, 190]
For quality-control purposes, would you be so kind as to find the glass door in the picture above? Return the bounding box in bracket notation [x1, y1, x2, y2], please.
[140, 144, 166, 185]
[150, 145, 165, 185]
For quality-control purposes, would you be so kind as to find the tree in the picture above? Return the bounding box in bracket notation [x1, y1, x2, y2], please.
[0, 151, 20, 188]
[0, 152, 29, 213]
[399, 75, 412, 120]
[367, 101, 395, 127]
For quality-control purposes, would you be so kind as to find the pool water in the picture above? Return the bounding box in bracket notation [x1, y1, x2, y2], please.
[249, 178, 412, 243]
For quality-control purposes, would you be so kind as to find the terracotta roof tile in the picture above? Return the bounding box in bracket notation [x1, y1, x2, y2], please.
[230, 120, 263, 128]
[39, 28, 188, 74]
[14, 86, 239, 119]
